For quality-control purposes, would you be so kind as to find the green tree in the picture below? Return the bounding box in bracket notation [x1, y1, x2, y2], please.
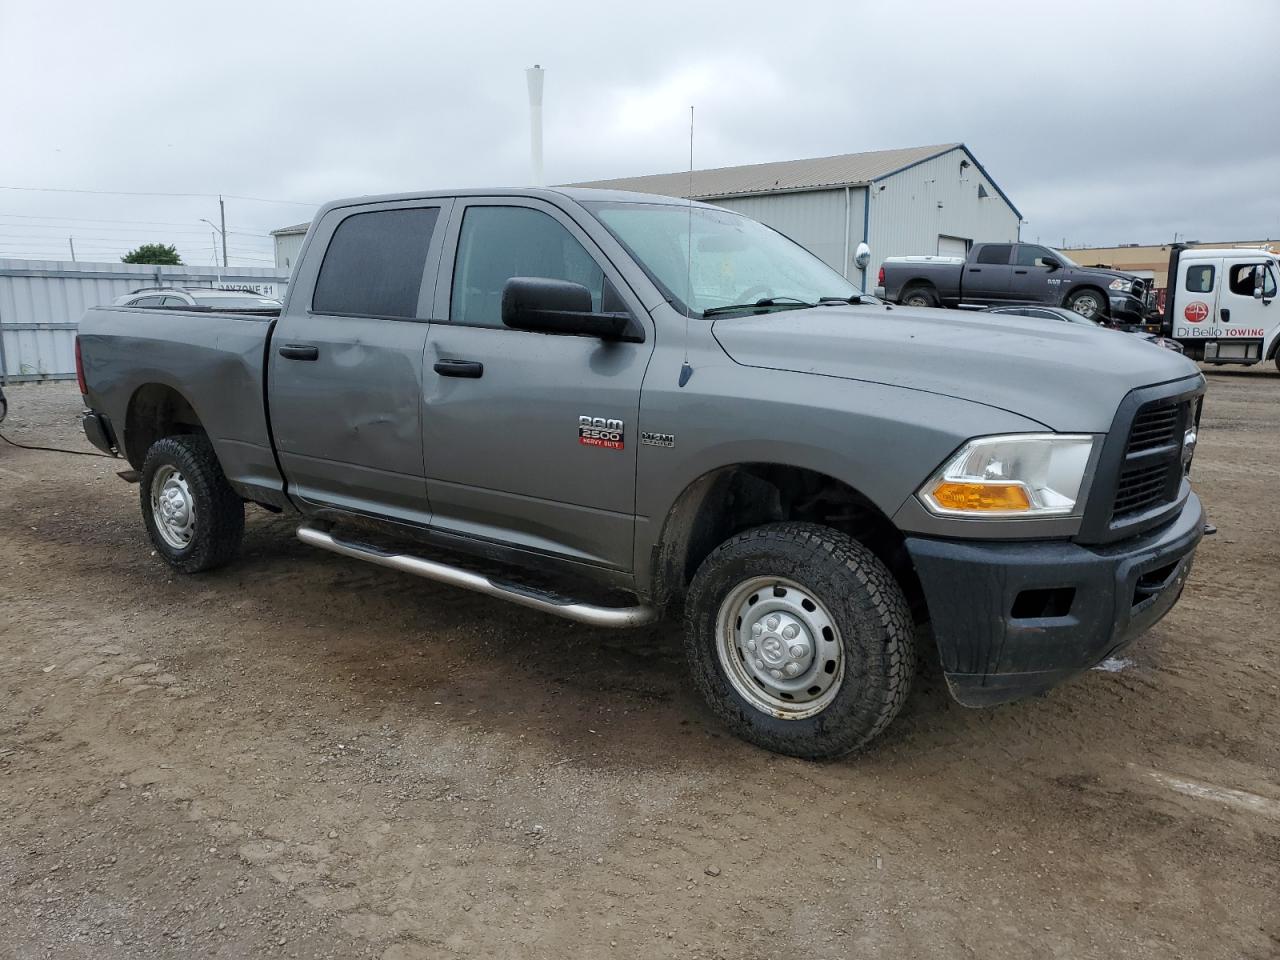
[122, 243, 182, 265]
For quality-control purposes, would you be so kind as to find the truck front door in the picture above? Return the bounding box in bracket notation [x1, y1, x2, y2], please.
[1215, 257, 1278, 360]
[963, 243, 1015, 304]
[1009, 244, 1062, 304]
[420, 198, 654, 571]
[268, 200, 452, 525]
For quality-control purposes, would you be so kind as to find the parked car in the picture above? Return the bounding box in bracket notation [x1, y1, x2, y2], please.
[76, 187, 1207, 759]
[113, 287, 282, 310]
[876, 242, 1154, 323]
[984, 304, 1185, 353]
[1160, 245, 1280, 368]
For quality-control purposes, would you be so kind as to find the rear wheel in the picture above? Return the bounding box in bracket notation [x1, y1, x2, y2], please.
[1065, 288, 1107, 321]
[684, 522, 915, 759]
[901, 284, 939, 308]
[140, 434, 244, 573]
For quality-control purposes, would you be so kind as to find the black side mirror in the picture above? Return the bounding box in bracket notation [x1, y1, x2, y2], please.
[1041, 256, 1061, 270]
[501, 277, 642, 342]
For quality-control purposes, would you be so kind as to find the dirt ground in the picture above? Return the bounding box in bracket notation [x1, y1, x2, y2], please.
[1, 372, 1277, 960]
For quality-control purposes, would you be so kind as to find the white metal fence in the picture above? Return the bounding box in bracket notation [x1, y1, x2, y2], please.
[0, 259, 290, 383]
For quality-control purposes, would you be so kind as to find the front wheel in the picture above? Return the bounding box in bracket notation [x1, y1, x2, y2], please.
[1065, 288, 1107, 321]
[140, 434, 244, 573]
[684, 522, 915, 759]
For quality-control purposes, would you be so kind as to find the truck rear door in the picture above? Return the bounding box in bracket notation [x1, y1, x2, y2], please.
[267, 199, 453, 526]
[962, 243, 1015, 304]
[420, 197, 654, 571]
[1170, 256, 1221, 344]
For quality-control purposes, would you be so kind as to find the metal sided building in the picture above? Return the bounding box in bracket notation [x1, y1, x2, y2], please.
[0, 259, 290, 383]
[571, 143, 1022, 289]
[271, 222, 310, 271]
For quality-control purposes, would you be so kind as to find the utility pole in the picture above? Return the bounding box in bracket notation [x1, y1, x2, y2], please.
[68, 236, 77, 262]
[219, 195, 228, 269]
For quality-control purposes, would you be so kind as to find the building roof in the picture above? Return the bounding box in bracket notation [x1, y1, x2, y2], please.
[270, 222, 310, 236]
[568, 143, 963, 200]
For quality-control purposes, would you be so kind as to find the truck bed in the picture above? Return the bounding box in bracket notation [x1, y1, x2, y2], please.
[76, 304, 282, 499]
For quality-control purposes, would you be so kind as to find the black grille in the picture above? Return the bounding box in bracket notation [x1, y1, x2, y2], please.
[1110, 400, 1187, 522]
[1127, 403, 1181, 453]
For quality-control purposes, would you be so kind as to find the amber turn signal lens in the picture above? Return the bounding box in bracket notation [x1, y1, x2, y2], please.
[928, 481, 1031, 513]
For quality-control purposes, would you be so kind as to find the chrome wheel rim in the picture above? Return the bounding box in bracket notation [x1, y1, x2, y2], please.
[150, 464, 195, 550]
[1073, 294, 1100, 318]
[714, 576, 844, 720]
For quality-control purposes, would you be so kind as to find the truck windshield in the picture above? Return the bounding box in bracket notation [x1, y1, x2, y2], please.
[584, 201, 859, 317]
[1051, 248, 1081, 268]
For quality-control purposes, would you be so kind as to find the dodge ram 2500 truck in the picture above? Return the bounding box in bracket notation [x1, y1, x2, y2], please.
[878, 242, 1154, 323]
[76, 188, 1207, 759]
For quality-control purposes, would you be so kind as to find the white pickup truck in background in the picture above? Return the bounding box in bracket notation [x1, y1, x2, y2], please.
[1163, 245, 1280, 369]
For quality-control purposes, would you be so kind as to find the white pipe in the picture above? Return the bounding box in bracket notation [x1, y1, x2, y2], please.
[526, 65, 545, 187]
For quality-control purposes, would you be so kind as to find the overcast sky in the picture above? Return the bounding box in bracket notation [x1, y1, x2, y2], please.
[1, 0, 1276, 268]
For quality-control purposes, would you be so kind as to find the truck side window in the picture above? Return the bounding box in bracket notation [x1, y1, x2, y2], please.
[1227, 263, 1265, 297]
[450, 206, 604, 328]
[976, 244, 1012, 265]
[1185, 264, 1215, 293]
[312, 207, 439, 319]
[1015, 245, 1053, 267]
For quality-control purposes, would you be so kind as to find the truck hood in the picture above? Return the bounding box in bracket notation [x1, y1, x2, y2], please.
[711, 304, 1201, 432]
[1067, 265, 1140, 283]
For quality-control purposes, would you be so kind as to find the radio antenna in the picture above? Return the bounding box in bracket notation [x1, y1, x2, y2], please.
[679, 105, 694, 388]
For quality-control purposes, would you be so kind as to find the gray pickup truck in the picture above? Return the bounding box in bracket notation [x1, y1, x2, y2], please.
[76, 187, 1207, 759]
[877, 242, 1154, 323]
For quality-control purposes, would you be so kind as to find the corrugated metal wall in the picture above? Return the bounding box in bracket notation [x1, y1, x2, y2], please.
[0, 260, 290, 383]
[866, 147, 1019, 267]
[709, 188, 863, 277]
[274, 232, 306, 271]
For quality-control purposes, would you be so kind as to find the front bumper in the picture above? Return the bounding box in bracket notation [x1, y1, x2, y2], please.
[906, 492, 1204, 707]
[1108, 292, 1147, 322]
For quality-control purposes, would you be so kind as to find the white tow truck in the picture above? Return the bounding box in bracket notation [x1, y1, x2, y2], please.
[1164, 245, 1280, 368]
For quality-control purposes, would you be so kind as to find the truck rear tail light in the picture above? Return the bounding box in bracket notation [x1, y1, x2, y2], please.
[75, 335, 87, 394]
[877, 265, 885, 287]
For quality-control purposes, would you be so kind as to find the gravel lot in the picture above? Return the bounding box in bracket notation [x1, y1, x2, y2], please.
[2, 373, 1278, 959]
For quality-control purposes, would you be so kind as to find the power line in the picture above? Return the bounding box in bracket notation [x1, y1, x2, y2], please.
[0, 185, 318, 206]
[0, 212, 280, 233]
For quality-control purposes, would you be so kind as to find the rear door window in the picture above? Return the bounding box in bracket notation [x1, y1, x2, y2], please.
[1185, 264, 1215, 293]
[976, 244, 1013, 265]
[129, 296, 165, 307]
[449, 205, 604, 328]
[313, 207, 440, 319]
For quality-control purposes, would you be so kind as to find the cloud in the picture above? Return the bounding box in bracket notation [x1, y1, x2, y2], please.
[0, 0, 1275, 265]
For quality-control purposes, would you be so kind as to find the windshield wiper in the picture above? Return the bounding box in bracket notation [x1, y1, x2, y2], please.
[818, 294, 879, 305]
[701, 297, 814, 318]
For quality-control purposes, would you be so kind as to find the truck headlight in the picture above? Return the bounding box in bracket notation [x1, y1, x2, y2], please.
[919, 434, 1097, 518]
[1108, 278, 1133, 292]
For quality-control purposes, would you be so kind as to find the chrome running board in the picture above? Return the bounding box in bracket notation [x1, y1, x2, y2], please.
[296, 524, 658, 629]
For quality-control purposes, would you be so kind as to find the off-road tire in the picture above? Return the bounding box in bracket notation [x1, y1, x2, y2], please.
[684, 522, 915, 759]
[1065, 287, 1108, 321]
[901, 284, 939, 308]
[139, 434, 244, 574]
